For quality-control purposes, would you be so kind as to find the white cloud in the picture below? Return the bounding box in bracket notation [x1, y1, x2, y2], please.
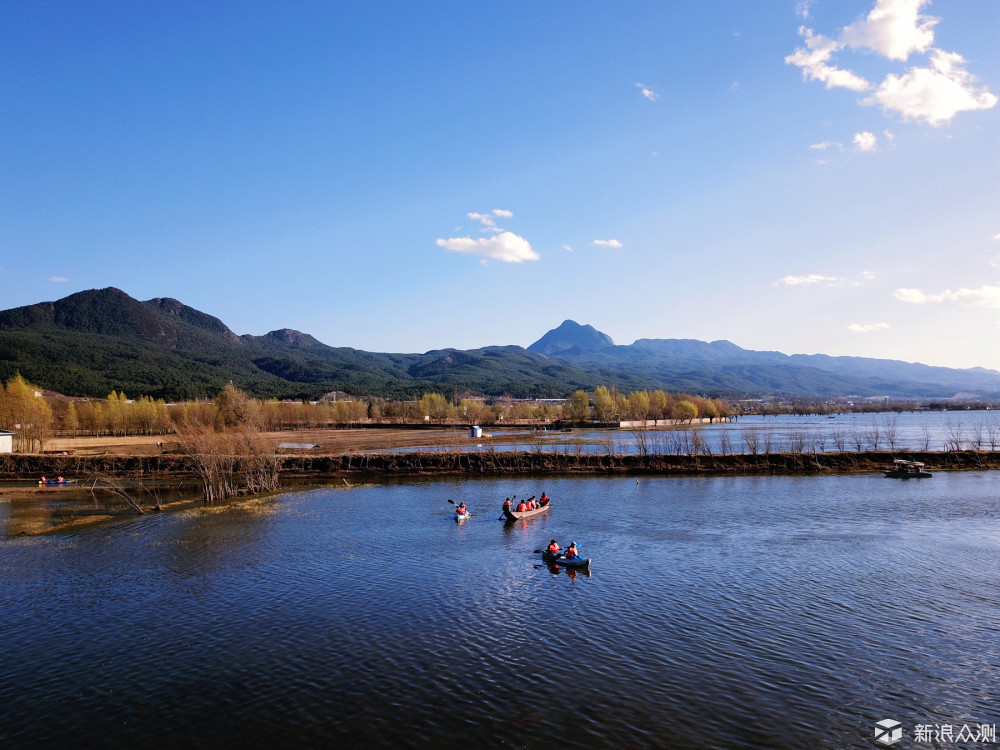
[895, 284, 1000, 308]
[787, 2, 996, 126]
[810, 141, 843, 151]
[785, 28, 872, 92]
[592, 239, 624, 249]
[48, 276, 69, 282]
[848, 322, 891, 333]
[562, 244, 573, 252]
[853, 131, 878, 152]
[993, 233, 1000, 241]
[796, 0, 814, 20]
[437, 232, 539, 263]
[635, 83, 659, 101]
[841, 0, 937, 61]
[777, 274, 846, 287]
[492, 209, 513, 218]
[862, 50, 998, 126]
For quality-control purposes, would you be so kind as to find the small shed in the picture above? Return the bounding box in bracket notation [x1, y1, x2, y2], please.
[469, 425, 483, 438]
[0, 430, 14, 454]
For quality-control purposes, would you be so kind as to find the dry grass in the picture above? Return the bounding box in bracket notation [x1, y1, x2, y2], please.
[44, 426, 505, 456]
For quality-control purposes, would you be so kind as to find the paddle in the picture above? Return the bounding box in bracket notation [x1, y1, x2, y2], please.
[497, 494, 516, 520]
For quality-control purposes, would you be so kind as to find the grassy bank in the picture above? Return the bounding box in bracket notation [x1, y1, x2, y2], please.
[2, 449, 998, 480]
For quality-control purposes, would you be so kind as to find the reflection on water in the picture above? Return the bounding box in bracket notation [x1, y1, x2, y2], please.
[3, 474, 1000, 749]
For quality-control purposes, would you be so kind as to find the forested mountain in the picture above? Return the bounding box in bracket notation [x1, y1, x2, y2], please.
[1, 288, 999, 401]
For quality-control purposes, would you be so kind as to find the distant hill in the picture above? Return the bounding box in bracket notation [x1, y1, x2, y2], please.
[1, 288, 999, 401]
[529, 320, 615, 355]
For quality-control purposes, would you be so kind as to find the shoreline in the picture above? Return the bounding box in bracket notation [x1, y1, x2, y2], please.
[1, 449, 997, 480]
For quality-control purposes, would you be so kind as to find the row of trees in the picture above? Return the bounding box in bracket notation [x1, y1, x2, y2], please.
[2, 372, 736, 449]
[0, 374, 53, 451]
[567, 386, 729, 424]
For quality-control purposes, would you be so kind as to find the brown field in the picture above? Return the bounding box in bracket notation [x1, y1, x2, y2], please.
[41, 426, 538, 456]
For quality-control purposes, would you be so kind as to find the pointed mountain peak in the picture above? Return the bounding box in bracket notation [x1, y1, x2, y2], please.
[528, 320, 615, 355]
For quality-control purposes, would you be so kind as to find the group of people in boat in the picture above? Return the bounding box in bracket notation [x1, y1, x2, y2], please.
[503, 492, 549, 513]
[546, 539, 581, 560]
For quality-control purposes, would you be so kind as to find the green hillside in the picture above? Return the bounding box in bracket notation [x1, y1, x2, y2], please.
[2, 287, 999, 401]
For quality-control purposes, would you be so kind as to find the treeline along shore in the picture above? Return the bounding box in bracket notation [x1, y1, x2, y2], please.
[3, 449, 999, 480]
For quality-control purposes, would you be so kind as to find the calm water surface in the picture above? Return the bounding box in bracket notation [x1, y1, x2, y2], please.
[380, 411, 1000, 456]
[3, 473, 999, 749]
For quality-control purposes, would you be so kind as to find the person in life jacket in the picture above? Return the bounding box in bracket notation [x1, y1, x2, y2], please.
[565, 542, 580, 559]
[547, 539, 561, 555]
[456, 502, 468, 516]
[516, 499, 528, 512]
[527, 495, 537, 509]
[502, 498, 512, 513]
[539, 492, 549, 506]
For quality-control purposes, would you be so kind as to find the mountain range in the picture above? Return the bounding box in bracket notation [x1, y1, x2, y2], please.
[1, 288, 998, 402]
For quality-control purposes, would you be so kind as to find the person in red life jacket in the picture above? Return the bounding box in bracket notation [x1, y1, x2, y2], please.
[565, 542, 580, 559]
[539, 492, 549, 506]
[502, 498, 512, 514]
[547, 539, 561, 555]
[456, 502, 468, 516]
[516, 499, 528, 512]
[527, 495, 537, 509]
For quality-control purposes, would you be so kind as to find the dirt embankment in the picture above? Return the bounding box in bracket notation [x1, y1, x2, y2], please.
[2, 450, 998, 480]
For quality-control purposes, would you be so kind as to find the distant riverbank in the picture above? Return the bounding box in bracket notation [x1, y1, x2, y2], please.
[2, 449, 997, 480]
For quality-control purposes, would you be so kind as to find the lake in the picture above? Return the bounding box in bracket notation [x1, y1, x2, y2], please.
[378, 410, 1000, 456]
[2, 472, 999, 749]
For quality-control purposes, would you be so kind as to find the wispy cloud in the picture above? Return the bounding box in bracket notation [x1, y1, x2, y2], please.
[810, 141, 843, 151]
[853, 131, 878, 152]
[786, 0, 996, 126]
[48, 276, 69, 282]
[795, 0, 814, 20]
[634, 83, 659, 101]
[437, 232, 539, 263]
[848, 322, 890, 333]
[777, 274, 846, 287]
[994, 233, 1000, 241]
[778, 270, 875, 287]
[592, 239, 624, 249]
[467, 208, 514, 233]
[561, 244, 573, 252]
[785, 27, 872, 92]
[895, 284, 1000, 308]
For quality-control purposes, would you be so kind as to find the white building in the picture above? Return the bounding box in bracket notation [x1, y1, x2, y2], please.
[0, 430, 14, 454]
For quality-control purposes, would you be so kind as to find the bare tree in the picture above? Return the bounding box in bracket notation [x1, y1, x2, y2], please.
[830, 428, 846, 452]
[945, 420, 964, 452]
[969, 420, 985, 451]
[787, 430, 806, 454]
[884, 416, 899, 451]
[718, 429, 732, 455]
[741, 426, 760, 455]
[175, 423, 281, 504]
[864, 417, 881, 451]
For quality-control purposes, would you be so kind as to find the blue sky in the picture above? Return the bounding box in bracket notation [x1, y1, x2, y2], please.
[2, 1, 998, 370]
